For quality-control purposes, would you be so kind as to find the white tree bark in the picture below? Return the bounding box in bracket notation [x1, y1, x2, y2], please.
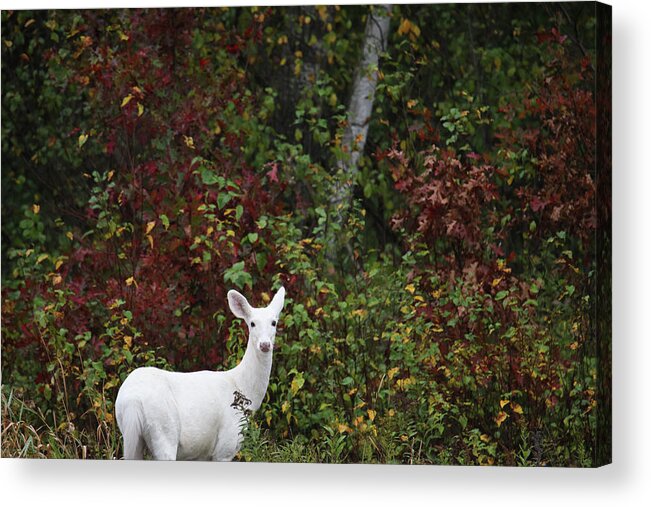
[330, 4, 392, 213]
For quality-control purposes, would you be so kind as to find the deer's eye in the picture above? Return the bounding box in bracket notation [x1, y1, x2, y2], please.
[250, 322, 256, 328]
[271, 320, 277, 327]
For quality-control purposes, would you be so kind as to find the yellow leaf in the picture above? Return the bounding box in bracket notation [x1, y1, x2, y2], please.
[137, 102, 144, 117]
[125, 276, 137, 287]
[55, 259, 64, 270]
[496, 411, 509, 427]
[66, 231, 74, 241]
[52, 274, 62, 285]
[413, 295, 425, 303]
[407, 99, 417, 109]
[107, 170, 114, 181]
[491, 277, 503, 287]
[145, 220, 156, 235]
[147, 234, 154, 249]
[290, 375, 304, 395]
[512, 402, 523, 414]
[36, 253, 49, 264]
[411, 24, 421, 38]
[405, 283, 416, 294]
[367, 409, 376, 422]
[500, 399, 510, 408]
[124, 335, 132, 347]
[121, 94, 133, 108]
[281, 400, 290, 413]
[32, 204, 40, 214]
[398, 18, 412, 36]
[78, 133, 88, 148]
[387, 367, 400, 380]
[183, 135, 195, 149]
[480, 434, 490, 443]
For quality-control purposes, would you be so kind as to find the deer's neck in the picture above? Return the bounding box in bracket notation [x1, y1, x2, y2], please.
[230, 339, 273, 412]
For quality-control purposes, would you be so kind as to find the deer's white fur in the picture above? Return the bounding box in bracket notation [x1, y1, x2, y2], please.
[115, 286, 285, 461]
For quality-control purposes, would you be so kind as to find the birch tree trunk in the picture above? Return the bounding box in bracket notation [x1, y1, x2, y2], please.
[330, 4, 392, 218]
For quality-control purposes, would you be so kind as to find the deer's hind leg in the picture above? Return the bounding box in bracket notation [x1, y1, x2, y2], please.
[144, 425, 179, 460]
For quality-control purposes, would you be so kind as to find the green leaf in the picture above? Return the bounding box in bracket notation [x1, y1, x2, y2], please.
[224, 261, 253, 290]
[217, 193, 231, 210]
[495, 290, 508, 301]
[160, 214, 170, 230]
[201, 169, 221, 186]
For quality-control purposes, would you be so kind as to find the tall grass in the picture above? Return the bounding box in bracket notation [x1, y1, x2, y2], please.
[1, 385, 120, 459]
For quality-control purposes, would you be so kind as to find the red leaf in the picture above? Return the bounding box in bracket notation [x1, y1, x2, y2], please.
[530, 196, 547, 212]
[266, 163, 279, 183]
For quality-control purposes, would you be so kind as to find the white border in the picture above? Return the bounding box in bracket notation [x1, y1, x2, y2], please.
[2, 1, 650, 505]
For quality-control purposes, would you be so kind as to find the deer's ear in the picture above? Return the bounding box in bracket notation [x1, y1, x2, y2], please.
[228, 290, 252, 320]
[269, 286, 286, 316]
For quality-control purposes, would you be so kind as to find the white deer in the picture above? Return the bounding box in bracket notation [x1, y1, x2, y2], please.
[115, 286, 285, 460]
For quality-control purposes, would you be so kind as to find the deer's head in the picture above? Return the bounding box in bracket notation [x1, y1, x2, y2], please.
[227, 286, 285, 354]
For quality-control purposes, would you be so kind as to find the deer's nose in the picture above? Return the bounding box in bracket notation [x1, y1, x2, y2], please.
[259, 342, 271, 353]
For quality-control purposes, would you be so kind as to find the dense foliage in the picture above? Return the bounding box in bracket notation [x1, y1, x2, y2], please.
[2, 4, 608, 465]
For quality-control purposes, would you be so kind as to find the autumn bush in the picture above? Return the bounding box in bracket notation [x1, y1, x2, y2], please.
[2, 5, 607, 465]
